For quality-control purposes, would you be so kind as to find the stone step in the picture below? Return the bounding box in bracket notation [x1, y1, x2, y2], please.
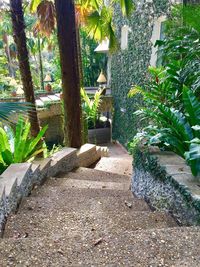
[4, 209, 177, 239]
[58, 167, 131, 183]
[17, 189, 150, 215]
[31, 183, 134, 198]
[46, 178, 129, 191]
[96, 145, 109, 157]
[95, 157, 132, 176]
[77, 144, 100, 168]
[39, 167, 131, 191]
[0, 227, 199, 266]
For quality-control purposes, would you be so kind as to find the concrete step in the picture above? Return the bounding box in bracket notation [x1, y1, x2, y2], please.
[95, 156, 132, 176]
[31, 182, 134, 198]
[0, 227, 199, 266]
[58, 167, 131, 183]
[96, 145, 109, 157]
[4, 209, 177, 239]
[41, 167, 131, 191]
[17, 189, 150, 215]
[46, 178, 129, 191]
[77, 144, 100, 168]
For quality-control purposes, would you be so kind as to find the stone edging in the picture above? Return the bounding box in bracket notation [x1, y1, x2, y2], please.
[0, 144, 105, 234]
[132, 147, 200, 226]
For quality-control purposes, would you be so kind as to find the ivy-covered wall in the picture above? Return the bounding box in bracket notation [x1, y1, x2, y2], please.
[111, 0, 171, 146]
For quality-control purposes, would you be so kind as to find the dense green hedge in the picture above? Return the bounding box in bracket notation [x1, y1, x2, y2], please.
[111, 0, 170, 147]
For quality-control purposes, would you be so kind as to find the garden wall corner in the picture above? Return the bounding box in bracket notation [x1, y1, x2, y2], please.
[132, 147, 200, 225]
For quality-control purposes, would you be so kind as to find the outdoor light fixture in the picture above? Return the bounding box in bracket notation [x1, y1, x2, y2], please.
[97, 70, 107, 84]
[44, 74, 53, 92]
[16, 85, 24, 96]
[94, 38, 109, 53]
[97, 70, 107, 95]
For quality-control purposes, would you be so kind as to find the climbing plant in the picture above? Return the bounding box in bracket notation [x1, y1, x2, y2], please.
[111, 0, 170, 146]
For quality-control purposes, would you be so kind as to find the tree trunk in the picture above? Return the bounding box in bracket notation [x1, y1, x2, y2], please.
[9, 0, 41, 137]
[76, 27, 87, 144]
[3, 33, 15, 78]
[38, 37, 45, 91]
[54, 0, 82, 148]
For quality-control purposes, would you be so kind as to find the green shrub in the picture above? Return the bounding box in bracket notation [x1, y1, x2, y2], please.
[129, 87, 200, 177]
[81, 88, 103, 129]
[0, 117, 47, 174]
[128, 5, 200, 177]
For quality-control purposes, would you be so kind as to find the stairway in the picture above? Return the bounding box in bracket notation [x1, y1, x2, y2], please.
[0, 153, 200, 266]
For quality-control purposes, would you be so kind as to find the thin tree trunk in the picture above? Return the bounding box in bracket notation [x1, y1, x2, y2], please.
[10, 0, 41, 137]
[76, 27, 87, 144]
[76, 28, 84, 88]
[38, 37, 45, 91]
[3, 33, 15, 78]
[54, 0, 82, 148]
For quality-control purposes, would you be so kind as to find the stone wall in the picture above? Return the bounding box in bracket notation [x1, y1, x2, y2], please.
[111, 0, 171, 146]
[37, 103, 64, 146]
[37, 97, 113, 146]
[132, 147, 200, 226]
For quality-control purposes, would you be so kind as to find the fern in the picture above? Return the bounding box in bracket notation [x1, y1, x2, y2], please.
[0, 117, 47, 174]
[81, 87, 103, 126]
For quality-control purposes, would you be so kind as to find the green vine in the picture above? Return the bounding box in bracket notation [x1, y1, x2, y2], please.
[111, 0, 170, 146]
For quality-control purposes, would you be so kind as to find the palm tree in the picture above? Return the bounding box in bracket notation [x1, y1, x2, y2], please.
[9, 0, 41, 137]
[29, 0, 134, 147]
[54, 0, 82, 148]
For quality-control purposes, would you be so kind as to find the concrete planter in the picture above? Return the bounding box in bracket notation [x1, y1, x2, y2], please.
[88, 127, 111, 144]
[37, 103, 64, 145]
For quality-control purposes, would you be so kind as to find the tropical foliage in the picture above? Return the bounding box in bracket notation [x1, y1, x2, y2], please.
[80, 30, 107, 86]
[81, 87, 103, 129]
[29, 0, 134, 50]
[128, 4, 200, 177]
[156, 4, 200, 96]
[0, 102, 32, 123]
[0, 117, 47, 174]
[130, 87, 200, 176]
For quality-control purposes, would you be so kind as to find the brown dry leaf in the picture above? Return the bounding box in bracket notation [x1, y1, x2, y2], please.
[34, 0, 56, 37]
[75, 4, 93, 26]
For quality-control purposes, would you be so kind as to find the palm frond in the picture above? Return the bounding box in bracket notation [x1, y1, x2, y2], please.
[33, 0, 56, 37]
[0, 102, 33, 123]
[30, 0, 43, 13]
[119, 0, 135, 17]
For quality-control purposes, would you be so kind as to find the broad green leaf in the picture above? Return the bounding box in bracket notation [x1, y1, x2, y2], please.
[25, 125, 48, 159]
[183, 86, 200, 126]
[1, 150, 13, 165]
[0, 127, 10, 152]
[158, 105, 193, 142]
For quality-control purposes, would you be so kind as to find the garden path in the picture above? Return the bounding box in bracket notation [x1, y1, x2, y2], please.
[0, 143, 200, 266]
